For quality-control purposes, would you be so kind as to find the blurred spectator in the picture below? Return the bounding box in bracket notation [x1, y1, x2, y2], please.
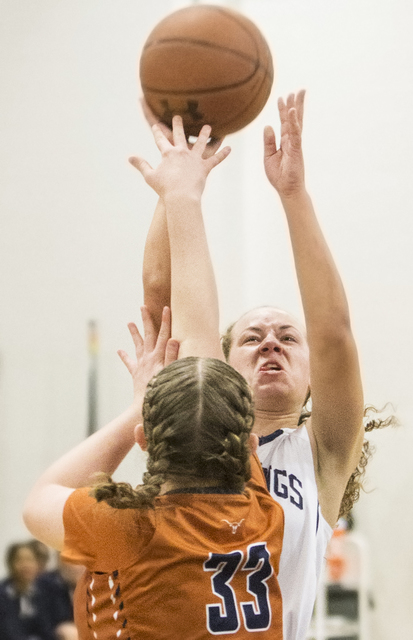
[27, 540, 51, 572]
[36, 553, 83, 640]
[0, 540, 54, 640]
[0, 541, 82, 640]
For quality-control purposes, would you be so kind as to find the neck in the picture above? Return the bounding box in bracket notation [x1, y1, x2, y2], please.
[13, 577, 32, 594]
[160, 475, 222, 495]
[253, 408, 302, 437]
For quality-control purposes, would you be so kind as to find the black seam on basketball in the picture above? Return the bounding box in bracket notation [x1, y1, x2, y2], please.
[210, 70, 273, 131]
[147, 73, 272, 135]
[212, 5, 274, 74]
[144, 37, 257, 65]
[208, 5, 274, 84]
[142, 51, 272, 95]
[145, 63, 273, 132]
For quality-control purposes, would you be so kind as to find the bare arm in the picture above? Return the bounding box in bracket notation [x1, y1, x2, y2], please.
[131, 116, 231, 359]
[264, 92, 364, 523]
[23, 307, 179, 550]
[140, 100, 225, 340]
[143, 197, 171, 333]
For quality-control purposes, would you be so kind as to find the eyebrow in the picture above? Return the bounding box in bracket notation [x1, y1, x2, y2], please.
[242, 324, 298, 334]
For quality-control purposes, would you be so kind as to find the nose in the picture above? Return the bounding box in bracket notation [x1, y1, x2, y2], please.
[259, 333, 282, 353]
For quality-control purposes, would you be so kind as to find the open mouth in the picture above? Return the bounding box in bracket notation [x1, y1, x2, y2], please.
[259, 363, 282, 372]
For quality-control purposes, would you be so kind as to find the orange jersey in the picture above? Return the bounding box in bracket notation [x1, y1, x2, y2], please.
[62, 455, 284, 639]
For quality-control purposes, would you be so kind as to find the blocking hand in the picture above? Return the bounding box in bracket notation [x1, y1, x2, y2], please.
[264, 90, 306, 198]
[129, 115, 231, 200]
[140, 97, 226, 158]
[118, 306, 179, 405]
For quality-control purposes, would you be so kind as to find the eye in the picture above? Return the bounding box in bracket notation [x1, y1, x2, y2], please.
[243, 335, 260, 344]
[282, 335, 297, 343]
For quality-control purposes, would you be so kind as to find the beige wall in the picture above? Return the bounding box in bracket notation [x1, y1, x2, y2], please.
[1, 1, 412, 637]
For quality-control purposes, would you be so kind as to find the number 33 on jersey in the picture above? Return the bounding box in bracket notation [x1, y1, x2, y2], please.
[204, 543, 276, 635]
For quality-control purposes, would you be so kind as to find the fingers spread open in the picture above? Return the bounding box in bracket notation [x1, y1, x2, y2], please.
[140, 306, 157, 352]
[295, 89, 306, 129]
[117, 349, 135, 375]
[171, 115, 187, 147]
[156, 306, 172, 347]
[152, 124, 172, 153]
[128, 156, 153, 178]
[165, 339, 180, 367]
[127, 324, 144, 365]
[264, 125, 277, 157]
[207, 145, 231, 169]
[192, 124, 212, 155]
[287, 108, 302, 149]
[286, 92, 296, 111]
[203, 136, 224, 159]
[278, 96, 288, 125]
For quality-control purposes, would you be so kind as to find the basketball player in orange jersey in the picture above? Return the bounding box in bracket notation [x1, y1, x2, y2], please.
[23, 121, 287, 639]
[137, 92, 368, 640]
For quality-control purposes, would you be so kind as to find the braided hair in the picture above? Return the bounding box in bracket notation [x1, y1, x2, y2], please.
[92, 357, 255, 509]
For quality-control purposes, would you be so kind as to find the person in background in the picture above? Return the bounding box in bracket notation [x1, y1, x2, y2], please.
[27, 540, 51, 572]
[36, 553, 83, 640]
[0, 540, 53, 640]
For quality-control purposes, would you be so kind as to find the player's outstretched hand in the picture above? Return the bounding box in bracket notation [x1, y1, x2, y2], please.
[264, 90, 306, 198]
[140, 98, 225, 158]
[118, 306, 179, 405]
[129, 115, 231, 200]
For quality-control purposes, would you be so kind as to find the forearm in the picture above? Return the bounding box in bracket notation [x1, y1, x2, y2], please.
[282, 188, 364, 457]
[142, 198, 171, 334]
[280, 189, 351, 338]
[164, 191, 222, 359]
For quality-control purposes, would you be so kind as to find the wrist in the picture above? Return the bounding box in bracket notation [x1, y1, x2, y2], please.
[278, 187, 310, 206]
[163, 191, 202, 206]
[130, 396, 144, 417]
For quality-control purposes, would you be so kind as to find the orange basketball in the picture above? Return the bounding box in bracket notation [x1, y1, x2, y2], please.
[139, 5, 274, 138]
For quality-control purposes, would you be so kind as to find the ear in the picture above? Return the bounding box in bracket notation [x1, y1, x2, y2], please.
[134, 424, 147, 451]
[248, 433, 259, 456]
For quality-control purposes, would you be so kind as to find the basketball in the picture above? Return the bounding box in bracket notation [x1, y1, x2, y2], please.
[139, 5, 274, 138]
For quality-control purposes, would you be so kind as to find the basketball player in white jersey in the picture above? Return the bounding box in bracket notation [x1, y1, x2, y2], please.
[133, 91, 365, 640]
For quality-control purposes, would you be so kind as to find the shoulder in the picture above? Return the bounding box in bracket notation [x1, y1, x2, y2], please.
[62, 488, 155, 572]
[249, 452, 268, 487]
[258, 425, 313, 465]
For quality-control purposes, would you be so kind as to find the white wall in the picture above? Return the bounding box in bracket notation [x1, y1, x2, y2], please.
[0, 1, 412, 638]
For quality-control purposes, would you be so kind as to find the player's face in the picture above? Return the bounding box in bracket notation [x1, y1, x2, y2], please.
[228, 308, 310, 412]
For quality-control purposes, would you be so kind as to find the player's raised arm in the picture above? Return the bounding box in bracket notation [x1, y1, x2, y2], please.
[130, 115, 231, 360]
[142, 197, 171, 334]
[23, 307, 179, 550]
[264, 91, 364, 524]
[140, 99, 225, 336]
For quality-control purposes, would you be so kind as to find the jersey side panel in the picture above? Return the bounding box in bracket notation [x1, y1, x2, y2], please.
[257, 426, 332, 640]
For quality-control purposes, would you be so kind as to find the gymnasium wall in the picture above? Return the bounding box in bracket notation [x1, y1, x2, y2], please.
[0, 1, 412, 638]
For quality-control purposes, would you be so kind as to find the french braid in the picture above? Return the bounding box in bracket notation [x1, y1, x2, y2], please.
[92, 357, 255, 509]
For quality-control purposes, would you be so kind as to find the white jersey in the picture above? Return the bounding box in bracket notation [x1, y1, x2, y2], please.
[257, 424, 332, 640]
